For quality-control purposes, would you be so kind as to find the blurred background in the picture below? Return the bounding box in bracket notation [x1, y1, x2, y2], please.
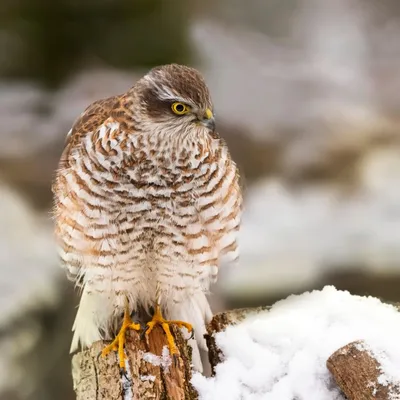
[1, 0, 400, 398]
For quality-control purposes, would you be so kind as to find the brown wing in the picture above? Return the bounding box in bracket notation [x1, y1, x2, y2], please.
[52, 94, 124, 284]
[57, 95, 122, 172]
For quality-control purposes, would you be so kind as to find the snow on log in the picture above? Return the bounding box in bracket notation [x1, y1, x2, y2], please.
[327, 340, 400, 400]
[71, 325, 198, 400]
[205, 306, 270, 374]
[192, 286, 400, 400]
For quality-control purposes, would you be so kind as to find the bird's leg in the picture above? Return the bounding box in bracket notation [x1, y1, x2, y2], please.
[101, 297, 141, 370]
[145, 303, 193, 357]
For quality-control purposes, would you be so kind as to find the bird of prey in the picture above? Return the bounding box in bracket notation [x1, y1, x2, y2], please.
[52, 64, 242, 371]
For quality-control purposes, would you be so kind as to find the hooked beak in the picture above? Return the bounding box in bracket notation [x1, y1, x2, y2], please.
[199, 108, 215, 131]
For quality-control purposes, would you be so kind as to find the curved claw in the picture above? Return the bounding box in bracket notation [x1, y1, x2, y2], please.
[189, 328, 195, 340]
[172, 353, 179, 367]
[140, 327, 147, 340]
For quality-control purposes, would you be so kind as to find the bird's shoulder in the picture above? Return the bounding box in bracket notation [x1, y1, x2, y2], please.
[66, 95, 122, 145]
[59, 94, 131, 167]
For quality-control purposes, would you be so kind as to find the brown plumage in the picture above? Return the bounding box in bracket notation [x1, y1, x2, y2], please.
[52, 64, 242, 371]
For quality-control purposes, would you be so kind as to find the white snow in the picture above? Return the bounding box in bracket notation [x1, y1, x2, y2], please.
[356, 341, 400, 399]
[140, 375, 156, 382]
[120, 355, 133, 400]
[192, 286, 400, 400]
[222, 170, 400, 298]
[142, 346, 172, 372]
[0, 183, 58, 328]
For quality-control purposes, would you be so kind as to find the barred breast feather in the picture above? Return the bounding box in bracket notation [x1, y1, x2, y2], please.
[52, 69, 242, 371]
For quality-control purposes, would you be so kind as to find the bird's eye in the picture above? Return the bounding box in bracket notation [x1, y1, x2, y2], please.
[171, 102, 190, 115]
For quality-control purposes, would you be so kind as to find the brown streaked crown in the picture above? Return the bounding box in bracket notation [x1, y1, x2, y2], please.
[134, 64, 213, 118]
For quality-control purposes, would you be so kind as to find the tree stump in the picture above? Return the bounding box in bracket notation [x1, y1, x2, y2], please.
[72, 325, 198, 400]
[205, 307, 270, 374]
[327, 340, 400, 400]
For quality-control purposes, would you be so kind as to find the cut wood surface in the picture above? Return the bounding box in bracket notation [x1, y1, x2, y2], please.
[327, 340, 400, 400]
[72, 325, 197, 400]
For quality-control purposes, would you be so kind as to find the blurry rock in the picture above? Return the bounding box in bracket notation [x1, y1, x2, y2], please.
[0, 282, 76, 400]
[218, 123, 284, 184]
[0, 183, 75, 399]
[321, 269, 400, 304]
[225, 268, 400, 310]
[0, 83, 51, 158]
[281, 117, 400, 187]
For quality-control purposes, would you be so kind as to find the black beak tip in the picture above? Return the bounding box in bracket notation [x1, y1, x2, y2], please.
[205, 119, 216, 132]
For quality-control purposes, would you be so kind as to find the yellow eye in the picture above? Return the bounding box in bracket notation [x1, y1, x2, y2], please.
[171, 102, 190, 115]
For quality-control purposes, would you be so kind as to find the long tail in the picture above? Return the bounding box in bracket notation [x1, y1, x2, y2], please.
[169, 292, 213, 372]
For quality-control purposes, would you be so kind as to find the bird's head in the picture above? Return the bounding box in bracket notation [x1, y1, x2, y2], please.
[134, 64, 216, 137]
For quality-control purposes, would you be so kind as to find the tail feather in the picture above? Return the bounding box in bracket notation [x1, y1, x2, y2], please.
[169, 292, 213, 372]
[70, 288, 104, 353]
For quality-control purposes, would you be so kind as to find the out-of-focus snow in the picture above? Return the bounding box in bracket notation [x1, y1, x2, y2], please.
[192, 286, 400, 400]
[0, 69, 139, 158]
[222, 145, 400, 298]
[0, 183, 59, 393]
[0, 183, 58, 326]
[191, 16, 376, 138]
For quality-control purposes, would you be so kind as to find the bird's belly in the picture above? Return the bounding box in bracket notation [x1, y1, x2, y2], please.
[90, 201, 211, 307]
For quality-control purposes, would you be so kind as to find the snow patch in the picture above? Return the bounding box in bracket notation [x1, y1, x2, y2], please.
[119, 355, 133, 400]
[192, 286, 400, 400]
[142, 346, 172, 372]
[140, 375, 156, 382]
[356, 341, 400, 399]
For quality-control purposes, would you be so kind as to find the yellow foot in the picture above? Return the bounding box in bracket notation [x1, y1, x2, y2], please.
[145, 305, 193, 357]
[101, 301, 140, 370]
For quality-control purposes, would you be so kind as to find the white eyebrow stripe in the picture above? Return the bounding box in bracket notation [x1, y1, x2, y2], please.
[144, 75, 192, 104]
[144, 76, 175, 98]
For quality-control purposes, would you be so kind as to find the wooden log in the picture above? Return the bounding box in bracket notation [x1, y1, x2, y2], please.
[71, 325, 198, 400]
[71, 307, 269, 398]
[205, 306, 269, 375]
[75, 306, 400, 399]
[327, 340, 400, 400]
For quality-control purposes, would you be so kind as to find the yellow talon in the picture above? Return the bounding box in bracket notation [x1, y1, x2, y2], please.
[101, 299, 140, 370]
[145, 305, 193, 357]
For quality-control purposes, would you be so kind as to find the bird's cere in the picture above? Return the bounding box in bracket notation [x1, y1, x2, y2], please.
[204, 108, 213, 120]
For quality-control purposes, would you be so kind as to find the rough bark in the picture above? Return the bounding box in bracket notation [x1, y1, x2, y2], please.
[72, 325, 198, 400]
[327, 340, 400, 400]
[205, 306, 270, 375]
[71, 307, 269, 399]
